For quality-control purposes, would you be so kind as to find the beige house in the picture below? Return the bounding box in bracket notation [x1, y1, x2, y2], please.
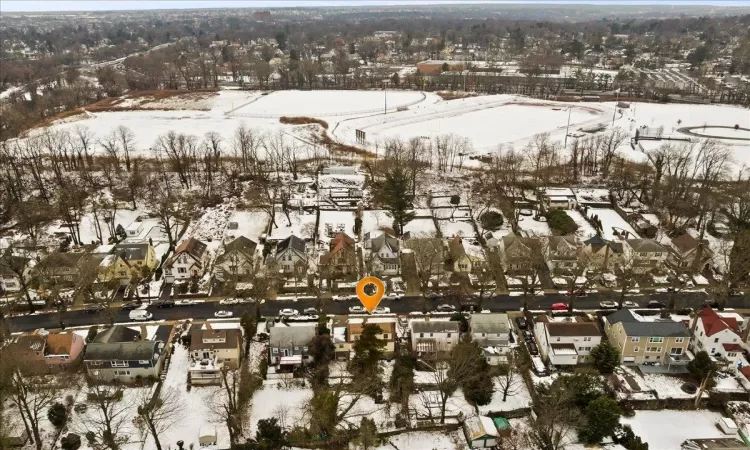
[347, 318, 396, 357]
[189, 327, 242, 385]
[603, 309, 691, 365]
[622, 239, 669, 274]
[448, 236, 475, 274]
[582, 235, 622, 270]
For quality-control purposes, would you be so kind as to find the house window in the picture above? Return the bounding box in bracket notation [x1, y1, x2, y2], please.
[294, 347, 299, 352]
[382, 334, 389, 340]
[447, 333, 451, 338]
[272, 348, 278, 354]
[646, 347, 659, 352]
[714, 338, 719, 343]
[584, 336, 592, 342]
[139, 360, 150, 364]
[631, 337, 640, 343]
[670, 348, 683, 356]
[111, 361, 129, 368]
[419, 333, 424, 338]
[556, 337, 561, 342]
[728, 352, 737, 358]
[633, 346, 640, 352]
[429, 333, 433, 337]
[89, 361, 102, 366]
[675, 338, 684, 343]
[645, 355, 650, 360]
[648, 337, 664, 343]
[178, 267, 187, 274]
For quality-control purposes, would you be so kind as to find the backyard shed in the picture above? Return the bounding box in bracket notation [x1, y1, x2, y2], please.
[463, 415, 500, 448]
[199, 426, 217, 446]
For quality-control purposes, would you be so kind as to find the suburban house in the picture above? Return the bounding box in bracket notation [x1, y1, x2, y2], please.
[2, 331, 85, 374]
[470, 313, 511, 365]
[368, 232, 400, 276]
[348, 318, 397, 357]
[668, 234, 713, 270]
[98, 243, 157, 283]
[410, 320, 460, 357]
[403, 237, 445, 279]
[214, 236, 258, 281]
[690, 307, 744, 363]
[268, 324, 317, 368]
[320, 233, 357, 278]
[540, 187, 577, 210]
[84, 326, 168, 382]
[498, 233, 533, 272]
[449, 236, 475, 274]
[188, 327, 243, 385]
[582, 235, 622, 270]
[35, 252, 90, 284]
[603, 309, 691, 365]
[275, 235, 307, 274]
[0, 254, 31, 293]
[622, 239, 669, 273]
[163, 237, 208, 282]
[545, 236, 580, 272]
[534, 315, 602, 366]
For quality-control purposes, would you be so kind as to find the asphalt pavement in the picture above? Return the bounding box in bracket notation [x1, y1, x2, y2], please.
[6, 290, 749, 333]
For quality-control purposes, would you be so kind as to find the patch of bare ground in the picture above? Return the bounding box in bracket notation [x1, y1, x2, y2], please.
[279, 116, 329, 129]
[436, 91, 478, 101]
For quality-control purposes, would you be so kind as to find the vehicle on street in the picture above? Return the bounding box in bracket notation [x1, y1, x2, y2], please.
[425, 292, 443, 300]
[279, 308, 299, 317]
[566, 290, 587, 297]
[373, 306, 391, 314]
[154, 299, 175, 308]
[551, 302, 569, 311]
[384, 293, 403, 300]
[175, 299, 196, 306]
[523, 330, 534, 342]
[121, 302, 140, 310]
[599, 300, 617, 309]
[129, 310, 152, 321]
[531, 356, 548, 376]
[703, 299, 720, 308]
[219, 298, 240, 305]
[349, 306, 367, 314]
[527, 341, 539, 355]
[516, 317, 527, 329]
[333, 294, 354, 302]
[303, 307, 319, 315]
[214, 310, 234, 318]
[84, 304, 106, 313]
[729, 290, 743, 297]
[436, 304, 456, 312]
[647, 300, 666, 309]
[621, 301, 639, 308]
[237, 297, 255, 304]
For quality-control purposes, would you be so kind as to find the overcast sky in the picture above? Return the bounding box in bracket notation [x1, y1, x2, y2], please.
[1, 0, 747, 13]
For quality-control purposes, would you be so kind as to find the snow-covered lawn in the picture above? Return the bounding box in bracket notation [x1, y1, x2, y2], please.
[613, 366, 700, 400]
[249, 382, 312, 433]
[438, 219, 475, 238]
[564, 210, 597, 239]
[224, 210, 270, 243]
[403, 217, 437, 236]
[621, 410, 731, 449]
[517, 215, 551, 237]
[375, 430, 464, 450]
[318, 210, 357, 241]
[268, 210, 317, 241]
[586, 208, 638, 240]
[361, 210, 394, 237]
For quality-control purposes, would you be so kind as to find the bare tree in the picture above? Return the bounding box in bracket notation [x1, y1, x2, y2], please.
[527, 385, 580, 450]
[135, 387, 185, 450]
[115, 125, 136, 171]
[84, 377, 136, 450]
[496, 350, 524, 402]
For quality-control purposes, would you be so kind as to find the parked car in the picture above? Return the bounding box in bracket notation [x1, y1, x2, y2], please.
[384, 293, 403, 301]
[175, 299, 196, 306]
[237, 297, 255, 304]
[279, 308, 299, 317]
[121, 302, 140, 310]
[214, 310, 233, 318]
[516, 317, 528, 330]
[84, 304, 106, 313]
[599, 300, 617, 309]
[621, 300, 639, 308]
[702, 299, 720, 308]
[729, 290, 744, 297]
[219, 298, 240, 305]
[129, 310, 152, 321]
[566, 290, 587, 297]
[303, 307, 319, 315]
[436, 304, 456, 313]
[154, 300, 175, 308]
[425, 292, 443, 301]
[523, 330, 534, 342]
[647, 300, 666, 309]
[349, 306, 366, 314]
[527, 341, 539, 356]
[373, 306, 391, 314]
[551, 302, 569, 311]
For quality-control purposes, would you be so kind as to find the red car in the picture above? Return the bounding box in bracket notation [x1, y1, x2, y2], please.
[551, 302, 569, 311]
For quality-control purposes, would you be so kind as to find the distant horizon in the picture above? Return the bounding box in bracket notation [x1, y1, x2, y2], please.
[2, 0, 749, 13]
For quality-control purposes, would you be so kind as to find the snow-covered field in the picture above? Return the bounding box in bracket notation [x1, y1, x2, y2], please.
[622, 410, 731, 449]
[586, 208, 638, 240]
[565, 210, 597, 239]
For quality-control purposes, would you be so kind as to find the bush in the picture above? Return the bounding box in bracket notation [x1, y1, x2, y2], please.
[85, 431, 96, 444]
[86, 325, 98, 343]
[259, 357, 269, 379]
[61, 433, 82, 450]
[545, 209, 579, 234]
[354, 215, 362, 235]
[479, 211, 504, 231]
[450, 194, 460, 205]
[48, 402, 68, 427]
[279, 116, 328, 129]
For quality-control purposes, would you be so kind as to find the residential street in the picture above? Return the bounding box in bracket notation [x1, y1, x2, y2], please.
[6, 290, 746, 333]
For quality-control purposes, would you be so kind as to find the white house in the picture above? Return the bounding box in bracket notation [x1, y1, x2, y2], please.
[545, 236, 580, 272]
[275, 235, 307, 274]
[690, 306, 744, 363]
[367, 232, 400, 276]
[163, 237, 208, 282]
[622, 239, 669, 273]
[410, 320, 460, 357]
[534, 315, 602, 366]
[541, 187, 577, 210]
[470, 313, 510, 365]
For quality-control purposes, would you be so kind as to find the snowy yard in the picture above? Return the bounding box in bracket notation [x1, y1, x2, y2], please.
[268, 210, 317, 241]
[361, 210, 394, 237]
[438, 219, 475, 238]
[564, 210, 597, 239]
[613, 366, 701, 400]
[224, 210, 270, 243]
[622, 410, 731, 449]
[375, 430, 464, 450]
[516, 214, 551, 237]
[586, 208, 638, 240]
[318, 210, 357, 241]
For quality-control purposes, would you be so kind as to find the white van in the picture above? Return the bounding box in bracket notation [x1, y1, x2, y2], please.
[129, 310, 153, 321]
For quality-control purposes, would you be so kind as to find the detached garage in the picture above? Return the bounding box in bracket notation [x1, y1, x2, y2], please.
[463, 415, 500, 448]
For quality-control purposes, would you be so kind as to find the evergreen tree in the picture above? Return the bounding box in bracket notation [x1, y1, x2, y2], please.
[351, 324, 385, 377]
[579, 396, 622, 444]
[589, 341, 620, 374]
[380, 167, 415, 236]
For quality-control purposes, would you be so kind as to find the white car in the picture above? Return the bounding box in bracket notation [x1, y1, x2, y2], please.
[333, 294, 354, 302]
[237, 297, 255, 304]
[599, 301, 618, 309]
[279, 308, 299, 317]
[219, 298, 240, 305]
[436, 304, 456, 313]
[622, 300, 639, 308]
[384, 293, 403, 300]
[175, 299, 196, 306]
[214, 310, 233, 318]
[349, 306, 366, 314]
[372, 306, 391, 314]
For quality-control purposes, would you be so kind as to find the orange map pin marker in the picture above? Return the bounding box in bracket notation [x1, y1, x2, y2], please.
[356, 276, 385, 313]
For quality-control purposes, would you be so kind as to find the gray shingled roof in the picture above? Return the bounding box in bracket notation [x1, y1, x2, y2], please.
[470, 314, 510, 334]
[115, 243, 150, 262]
[371, 233, 399, 254]
[412, 321, 460, 334]
[277, 235, 306, 254]
[85, 341, 162, 361]
[269, 325, 316, 347]
[606, 309, 689, 337]
[93, 326, 141, 344]
[626, 239, 667, 253]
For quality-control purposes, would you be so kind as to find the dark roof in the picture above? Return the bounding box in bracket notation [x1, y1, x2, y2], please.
[93, 326, 141, 344]
[175, 237, 208, 258]
[85, 341, 162, 361]
[546, 321, 601, 337]
[606, 309, 690, 337]
[114, 243, 150, 262]
[448, 236, 466, 259]
[0, 254, 30, 276]
[584, 235, 607, 251]
[153, 325, 173, 343]
[38, 252, 87, 269]
[626, 239, 666, 253]
[190, 328, 241, 351]
[277, 235, 306, 254]
[215, 236, 257, 265]
[412, 321, 460, 334]
[671, 234, 700, 253]
[269, 325, 316, 347]
[371, 233, 399, 253]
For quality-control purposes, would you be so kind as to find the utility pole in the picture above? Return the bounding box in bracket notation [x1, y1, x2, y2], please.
[612, 89, 620, 126]
[563, 106, 572, 149]
[384, 81, 387, 114]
